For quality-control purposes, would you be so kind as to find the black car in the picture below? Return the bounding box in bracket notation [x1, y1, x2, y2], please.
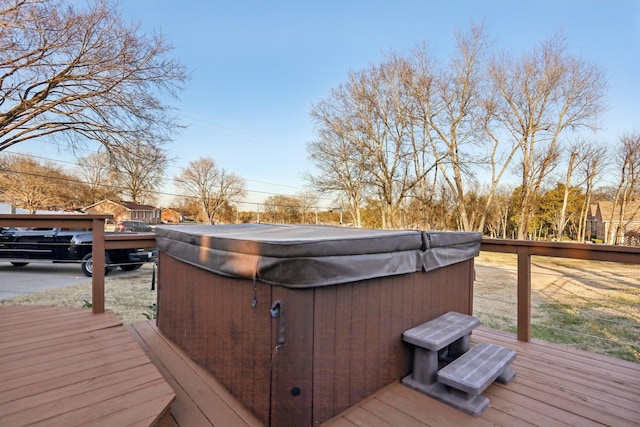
[115, 220, 153, 232]
[0, 227, 157, 277]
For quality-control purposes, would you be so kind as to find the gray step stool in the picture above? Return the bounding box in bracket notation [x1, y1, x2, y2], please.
[403, 312, 480, 385]
[402, 313, 516, 416]
[437, 342, 516, 415]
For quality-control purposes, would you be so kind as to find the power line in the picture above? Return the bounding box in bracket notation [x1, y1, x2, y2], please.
[178, 113, 299, 151]
[0, 161, 338, 211]
[1, 149, 330, 203]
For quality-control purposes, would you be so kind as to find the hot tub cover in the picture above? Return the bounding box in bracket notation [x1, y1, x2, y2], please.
[422, 231, 482, 272]
[154, 223, 480, 288]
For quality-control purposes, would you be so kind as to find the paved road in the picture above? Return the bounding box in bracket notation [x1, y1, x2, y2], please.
[0, 262, 93, 300]
[0, 262, 156, 300]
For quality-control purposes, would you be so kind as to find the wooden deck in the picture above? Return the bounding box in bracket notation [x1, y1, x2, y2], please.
[2, 308, 638, 426]
[0, 305, 174, 426]
[323, 326, 640, 427]
[130, 320, 639, 427]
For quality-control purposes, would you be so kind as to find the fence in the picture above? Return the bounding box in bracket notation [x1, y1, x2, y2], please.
[479, 238, 640, 357]
[0, 214, 155, 314]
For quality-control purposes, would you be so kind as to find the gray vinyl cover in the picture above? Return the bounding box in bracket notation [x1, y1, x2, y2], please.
[154, 223, 481, 288]
[422, 231, 483, 272]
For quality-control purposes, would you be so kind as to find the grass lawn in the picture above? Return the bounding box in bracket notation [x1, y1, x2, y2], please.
[475, 251, 640, 362]
[0, 264, 158, 323]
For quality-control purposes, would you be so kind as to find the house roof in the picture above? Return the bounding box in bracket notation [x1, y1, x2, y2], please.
[597, 200, 640, 223]
[120, 201, 158, 211]
[82, 199, 158, 211]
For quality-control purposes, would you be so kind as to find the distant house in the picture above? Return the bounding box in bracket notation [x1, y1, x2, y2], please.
[83, 200, 162, 225]
[586, 204, 599, 241]
[0, 202, 14, 214]
[589, 200, 640, 245]
[160, 208, 182, 224]
[0, 201, 71, 215]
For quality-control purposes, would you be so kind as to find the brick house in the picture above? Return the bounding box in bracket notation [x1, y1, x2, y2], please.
[83, 200, 162, 225]
[160, 208, 182, 224]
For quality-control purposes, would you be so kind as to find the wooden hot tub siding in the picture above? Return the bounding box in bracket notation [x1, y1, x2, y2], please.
[156, 252, 475, 426]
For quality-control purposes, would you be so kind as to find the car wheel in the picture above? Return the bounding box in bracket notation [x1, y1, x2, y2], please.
[80, 253, 114, 277]
[120, 263, 142, 271]
[10, 262, 29, 267]
[11, 261, 29, 267]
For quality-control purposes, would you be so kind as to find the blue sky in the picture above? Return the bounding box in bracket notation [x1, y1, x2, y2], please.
[10, 0, 640, 208]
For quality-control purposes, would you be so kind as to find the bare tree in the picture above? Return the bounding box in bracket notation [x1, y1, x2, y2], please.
[307, 84, 370, 227]
[297, 191, 319, 224]
[554, 140, 607, 240]
[609, 132, 640, 244]
[488, 34, 607, 239]
[0, 0, 187, 152]
[308, 27, 608, 235]
[0, 153, 87, 212]
[76, 151, 119, 203]
[308, 54, 436, 229]
[168, 195, 203, 222]
[408, 24, 497, 232]
[482, 186, 514, 238]
[576, 143, 607, 241]
[358, 55, 437, 229]
[175, 156, 246, 223]
[108, 140, 167, 204]
[262, 194, 303, 224]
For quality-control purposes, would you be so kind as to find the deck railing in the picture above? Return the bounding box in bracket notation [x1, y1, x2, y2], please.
[480, 238, 640, 342]
[0, 214, 155, 314]
[2, 214, 639, 340]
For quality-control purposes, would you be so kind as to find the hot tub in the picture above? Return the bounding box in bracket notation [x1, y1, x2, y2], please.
[154, 224, 481, 426]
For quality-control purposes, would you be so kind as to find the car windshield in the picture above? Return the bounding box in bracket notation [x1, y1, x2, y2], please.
[117, 221, 151, 231]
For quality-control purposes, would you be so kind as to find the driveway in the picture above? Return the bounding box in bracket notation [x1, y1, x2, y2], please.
[0, 263, 92, 300]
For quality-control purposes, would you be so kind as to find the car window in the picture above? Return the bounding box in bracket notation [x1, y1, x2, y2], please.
[116, 221, 152, 232]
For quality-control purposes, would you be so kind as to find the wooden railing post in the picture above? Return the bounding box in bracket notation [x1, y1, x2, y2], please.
[516, 246, 532, 342]
[92, 218, 106, 314]
[0, 214, 160, 316]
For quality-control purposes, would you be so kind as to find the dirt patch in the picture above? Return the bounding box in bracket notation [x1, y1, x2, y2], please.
[475, 253, 640, 321]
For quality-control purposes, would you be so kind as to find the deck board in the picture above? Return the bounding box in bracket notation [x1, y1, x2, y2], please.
[0, 305, 174, 427]
[7, 304, 636, 426]
[321, 326, 640, 427]
[126, 320, 263, 427]
[126, 320, 640, 427]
